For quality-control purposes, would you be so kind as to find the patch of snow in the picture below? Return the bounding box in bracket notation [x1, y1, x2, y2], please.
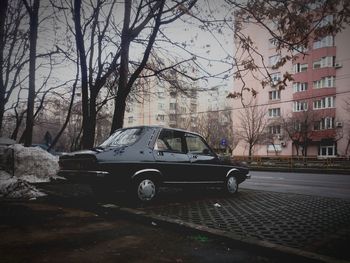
[0, 144, 60, 199]
[11, 144, 59, 182]
[0, 170, 46, 199]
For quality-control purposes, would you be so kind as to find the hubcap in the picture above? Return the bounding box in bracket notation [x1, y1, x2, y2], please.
[227, 176, 237, 193]
[137, 179, 156, 201]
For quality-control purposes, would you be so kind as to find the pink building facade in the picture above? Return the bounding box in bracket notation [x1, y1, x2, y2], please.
[232, 19, 350, 157]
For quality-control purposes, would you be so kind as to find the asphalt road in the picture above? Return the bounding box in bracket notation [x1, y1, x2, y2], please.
[241, 171, 350, 200]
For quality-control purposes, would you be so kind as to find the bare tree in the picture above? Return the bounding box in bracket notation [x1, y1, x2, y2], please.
[0, 0, 28, 135]
[281, 108, 319, 157]
[236, 103, 268, 158]
[194, 110, 238, 154]
[343, 97, 350, 156]
[111, 0, 198, 133]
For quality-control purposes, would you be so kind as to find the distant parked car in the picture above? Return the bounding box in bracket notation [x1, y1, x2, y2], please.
[58, 126, 250, 202]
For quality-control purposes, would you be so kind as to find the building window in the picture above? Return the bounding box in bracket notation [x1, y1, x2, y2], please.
[268, 108, 281, 117]
[190, 103, 197, 113]
[317, 15, 334, 28]
[293, 101, 308, 112]
[313, 56, 335, 69]
[293, 82, 308, 93]
[158, 103, 165, 110]
[314, 117, 335, 130]
[157, 92, 165, 98]
[156, 114, 165, 122]
[170, 91, 177, 98]
[293, 63, 308, 73]
[269, 125, 281, 134]
[169, 103, 176, 110]
[313, 96, 335, 109]
[169, 114, 176, 121]
[313, 35, 334, 49]
[269, 38, 278, 48]
[269, 55, 281, 67]
[270, 72, 281, 85]
[292, 45, 308, 55]
[128, 116, 134, 124]
[313, 76, 335, 89]
[319, 143, 336, 157]
[269, 90, 281, 100]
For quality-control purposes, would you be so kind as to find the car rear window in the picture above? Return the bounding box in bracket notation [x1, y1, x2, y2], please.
[99, 128, 143, 147]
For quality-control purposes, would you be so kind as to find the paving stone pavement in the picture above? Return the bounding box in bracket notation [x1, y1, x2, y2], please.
[140, 189, 350, 259]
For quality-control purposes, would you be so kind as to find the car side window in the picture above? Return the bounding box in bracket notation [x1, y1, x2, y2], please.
[155, 129, 186, 153]
[185, 134, 213, 155]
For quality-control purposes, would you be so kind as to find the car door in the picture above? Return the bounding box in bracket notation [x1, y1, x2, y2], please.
[185, 133, 224, 182]
[153, 129, 191, 182]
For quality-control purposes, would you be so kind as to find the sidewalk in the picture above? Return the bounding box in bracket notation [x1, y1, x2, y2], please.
[0, 198, 314, 263]
[2, 183, 349, 262]
[132, 188, 350, 262]
[43, 183, 350, 262]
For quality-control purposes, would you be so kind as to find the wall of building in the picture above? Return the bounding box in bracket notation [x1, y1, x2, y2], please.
[123, 80, 198, 130]
[232, 17, 350, 157]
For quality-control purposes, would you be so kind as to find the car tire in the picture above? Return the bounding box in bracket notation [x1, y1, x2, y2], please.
[224, 175, 238, 195]
[134, 176, 158, 203]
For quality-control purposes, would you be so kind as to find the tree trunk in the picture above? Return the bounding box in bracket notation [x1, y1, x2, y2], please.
[88, 93, 97, 145]
[294, 143, 299, 156]
[248, 144, 253, 159]
[11, 110, 25, 140]
[110, 0, 131, 134]
[23, 0, 39, 147]
[345, 138, 350, 157]
[73, 0, 91, 149]
[111, 93, 128, 132]
[0, 0, 8, 135]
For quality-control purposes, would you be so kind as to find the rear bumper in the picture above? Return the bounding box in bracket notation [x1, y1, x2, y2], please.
[58, 170, 111, 184]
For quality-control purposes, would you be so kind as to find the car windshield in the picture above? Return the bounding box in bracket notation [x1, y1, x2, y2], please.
[99, 128, 143, 148]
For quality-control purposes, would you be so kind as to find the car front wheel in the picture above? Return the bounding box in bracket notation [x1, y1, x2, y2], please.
[225, 175, 238, 195]
[135, 177, 158, 202]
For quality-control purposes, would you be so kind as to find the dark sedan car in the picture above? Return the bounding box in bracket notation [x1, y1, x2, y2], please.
[58, 126, 250, 202]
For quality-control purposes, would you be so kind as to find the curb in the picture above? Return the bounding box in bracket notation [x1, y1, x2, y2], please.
[250, 167, 350, 175]
[104, 205, 348, 263]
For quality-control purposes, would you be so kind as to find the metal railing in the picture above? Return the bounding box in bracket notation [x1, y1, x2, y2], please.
[232, 155, 350, 171]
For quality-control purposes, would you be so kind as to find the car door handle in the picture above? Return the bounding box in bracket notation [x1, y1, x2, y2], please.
[157, 151, 164, 156]
[191, 155, 197, 159]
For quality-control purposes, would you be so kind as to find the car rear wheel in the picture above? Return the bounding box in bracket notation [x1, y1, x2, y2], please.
[225, 175, 238, 195]
[135, 177, 158, 202]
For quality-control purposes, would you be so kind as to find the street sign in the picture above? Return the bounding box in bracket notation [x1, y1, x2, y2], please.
[220, 138, 227, 146]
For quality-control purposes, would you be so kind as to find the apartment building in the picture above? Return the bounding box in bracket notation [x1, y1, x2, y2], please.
[232, 16, 350, 157]
[123, 81, 198, 130]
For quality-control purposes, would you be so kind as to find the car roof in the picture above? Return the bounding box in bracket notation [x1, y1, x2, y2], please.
[123, 125, 203, 138]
